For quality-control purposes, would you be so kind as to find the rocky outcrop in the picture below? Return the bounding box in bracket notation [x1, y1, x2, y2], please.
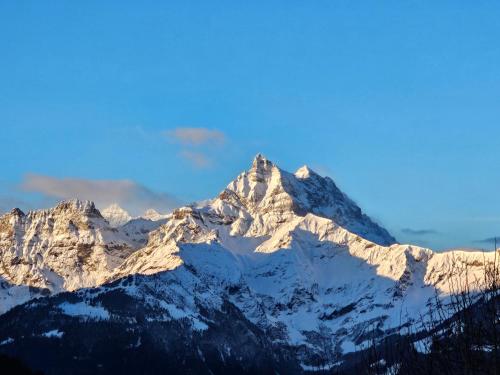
[0, 199, 139, 296]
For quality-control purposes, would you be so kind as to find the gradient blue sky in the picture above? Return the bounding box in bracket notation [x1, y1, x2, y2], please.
[1, 1, 500, 250]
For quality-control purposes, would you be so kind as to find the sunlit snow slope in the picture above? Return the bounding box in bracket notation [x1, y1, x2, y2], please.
[0, 155, 497, 368]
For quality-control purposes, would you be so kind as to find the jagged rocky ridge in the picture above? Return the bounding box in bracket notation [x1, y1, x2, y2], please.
[0, 155, 497, 373]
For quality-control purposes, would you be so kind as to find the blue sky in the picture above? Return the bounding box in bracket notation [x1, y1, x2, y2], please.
[1, 1, 500, 250]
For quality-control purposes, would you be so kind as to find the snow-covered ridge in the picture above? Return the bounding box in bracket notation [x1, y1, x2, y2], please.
[0, 199, 141, 294]
[0, 198, 170, 303]
[142, 208, 168, 221]
[101, 204, 168, 227]
[217, 154, 396, 244]
[0, 154, 498, 363]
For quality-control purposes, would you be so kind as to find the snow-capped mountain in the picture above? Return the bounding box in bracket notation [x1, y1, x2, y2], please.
[213, 153, 395, 245]
[142, 208, 169, 221]
[101, 203, 169, 227]
[101, 203, 133, 227]
[0, 155, 497, 373]
[0, 200, 140, 295]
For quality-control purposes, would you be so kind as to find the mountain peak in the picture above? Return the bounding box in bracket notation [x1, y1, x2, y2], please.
[101, 204, 132, 227]
[221, 155, 396, 245]
[103, 203, 125, 211]
[224, 154, 283, 211]
[294, 165, 318, 179]
[251, 153, 274, 172]
[54, 199, 101, 217]
[9, 208, 25, 217]
[252, 152, 267, 163]
[142, 208, 167, 221]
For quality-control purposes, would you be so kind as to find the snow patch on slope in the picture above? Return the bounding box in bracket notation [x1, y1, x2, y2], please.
[59, 302, 110, 320]
[41, 329, 64, 338]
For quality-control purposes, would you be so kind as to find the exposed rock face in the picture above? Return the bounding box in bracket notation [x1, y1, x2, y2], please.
[215, 154, 396, 244]
[0, 200, 139, 293]
[0, 155, 497, 373]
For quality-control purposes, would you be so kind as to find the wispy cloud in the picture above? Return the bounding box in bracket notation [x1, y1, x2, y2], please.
[20, 174, 180, 216]
[164, 127, 225, 146]
[401, 228, 440, 236]
[164, 127, 226, 168]
[474, 236, 500, 245]
[180, 151, 211, 168]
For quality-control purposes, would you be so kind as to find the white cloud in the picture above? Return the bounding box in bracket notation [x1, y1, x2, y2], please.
[164, 127, 225, 146]
[20, 174, 180, 216]
[164, 127, 226, 168]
